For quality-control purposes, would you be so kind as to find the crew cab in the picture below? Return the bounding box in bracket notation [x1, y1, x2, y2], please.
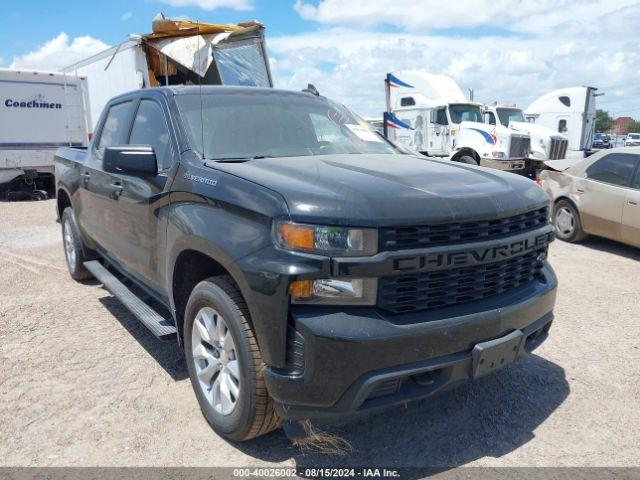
[55, 86, 557, 441]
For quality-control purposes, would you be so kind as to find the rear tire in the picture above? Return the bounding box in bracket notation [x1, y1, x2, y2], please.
[61, 207, 93, 281]
[553, 199, 587, 242]
[184, 275, 279, 441]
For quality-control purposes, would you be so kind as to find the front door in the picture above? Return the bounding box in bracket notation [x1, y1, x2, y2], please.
[622, 160, 640, 247]
[580, 153, 638, 240]
[428, 107, 448, 155]
[106, 98, 176, 296]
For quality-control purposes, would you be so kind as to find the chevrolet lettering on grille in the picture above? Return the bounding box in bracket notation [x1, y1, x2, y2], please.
[392, 231, 553, 272]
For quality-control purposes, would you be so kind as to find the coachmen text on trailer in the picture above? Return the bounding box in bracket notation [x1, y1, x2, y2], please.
[0, 69, 89, 199]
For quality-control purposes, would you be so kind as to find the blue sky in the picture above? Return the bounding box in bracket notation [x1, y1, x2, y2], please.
[1, 0, 639, 118]
[0, 0, 310, 56]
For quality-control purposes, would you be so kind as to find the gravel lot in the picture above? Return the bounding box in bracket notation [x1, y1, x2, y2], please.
[1, 199, 639, 468]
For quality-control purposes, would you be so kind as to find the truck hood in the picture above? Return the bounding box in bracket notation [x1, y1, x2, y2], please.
[214, 154, 549, 226]
[510, 121, 564, 140]
[457, 121, 524, 145]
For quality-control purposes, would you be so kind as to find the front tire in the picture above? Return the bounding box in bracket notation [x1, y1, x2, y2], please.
[456, 155, 478, 165]
[553, 199, 587, 242]
[184, 275, 279, 441]
[61, 207, 92, 280]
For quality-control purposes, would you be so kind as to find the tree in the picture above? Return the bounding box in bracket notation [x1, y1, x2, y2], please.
[628, 119, 640, 134]
[595, 109, 612, 132]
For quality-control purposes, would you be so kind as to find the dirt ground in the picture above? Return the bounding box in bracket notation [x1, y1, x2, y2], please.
[1, 199, 639, 468]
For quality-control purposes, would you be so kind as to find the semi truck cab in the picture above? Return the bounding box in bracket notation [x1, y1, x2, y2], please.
[484, 103, 570, 165]
[383, 71, 530, 172]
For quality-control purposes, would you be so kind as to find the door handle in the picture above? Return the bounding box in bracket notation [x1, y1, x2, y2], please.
[629, 200, 638, 206]
[110, 182, 124, 200]
[81, 171, 91, 185]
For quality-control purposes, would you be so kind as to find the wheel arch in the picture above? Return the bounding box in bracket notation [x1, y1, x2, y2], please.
[56, 188, 72, 220]
[553, 195, 581, 216]
[451, 148, 480, 164]
[168, 240, 255, 344]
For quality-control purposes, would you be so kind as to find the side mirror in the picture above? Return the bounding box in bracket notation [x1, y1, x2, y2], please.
[103, 145, 157, 176]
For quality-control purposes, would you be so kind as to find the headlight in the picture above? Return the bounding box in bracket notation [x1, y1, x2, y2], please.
[275, 222, 378, 256]
[491, 151, 507, 159]
[289, 278, 377, 305]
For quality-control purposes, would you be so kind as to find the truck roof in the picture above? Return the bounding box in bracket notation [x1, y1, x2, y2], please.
[109, 85, 319, 101]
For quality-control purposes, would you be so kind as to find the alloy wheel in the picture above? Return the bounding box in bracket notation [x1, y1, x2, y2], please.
[63, 219, 76, 269]
[191, 306, 241, 415]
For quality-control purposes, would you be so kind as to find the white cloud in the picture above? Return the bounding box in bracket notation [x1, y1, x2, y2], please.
[294, 0, 637, 33]
[272, 1, 640, 118]
[121, 11, 133, 21]
[155, 0, 253, 10]
[10, 33, 109, 72]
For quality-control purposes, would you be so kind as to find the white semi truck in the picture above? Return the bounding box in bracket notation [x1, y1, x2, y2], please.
[0, 69, 89, 198]
[63, 15, 273, 133]
[483, 103, 569, 169]
[525, 86, 598, 160]
[383, 71, 530, 172]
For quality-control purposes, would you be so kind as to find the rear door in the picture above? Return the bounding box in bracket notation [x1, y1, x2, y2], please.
[106, 97, 176, 295]
[579, 153, 638, 241]
[622, 159, 640, 247]
[77, 100, 133, 250]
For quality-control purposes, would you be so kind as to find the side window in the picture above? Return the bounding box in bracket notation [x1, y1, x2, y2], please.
[435, 108, 448, 125]
[633, 165, 640, 190]
[558, 119, 568, 133]
[586, 153, 638, 187]
[129, 100, 172, 170]
[484, 112, 496, 125]
[400, 97, 416, 107]
[96, 102, 131, 157]
[559, 96, 571, 107]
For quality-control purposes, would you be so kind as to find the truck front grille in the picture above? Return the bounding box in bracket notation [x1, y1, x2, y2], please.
[548, 137, 568, 160]
[380, 207, 548, 251]
[378, 248, 546, 315]
[509, 135, 530, 158]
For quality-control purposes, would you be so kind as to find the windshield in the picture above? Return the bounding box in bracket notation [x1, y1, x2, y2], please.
[496, 108, 525, 127]
[448, 104, 483, 124]
[629, 134, 640, 140]
[176, 90, 401, 160]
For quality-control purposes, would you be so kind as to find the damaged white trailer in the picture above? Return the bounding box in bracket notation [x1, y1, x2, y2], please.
[63, 16, 273, 133]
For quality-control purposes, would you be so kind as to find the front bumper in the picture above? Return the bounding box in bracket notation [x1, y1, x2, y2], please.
[265, 263, 557, 421]
[479, 158, 526, 171]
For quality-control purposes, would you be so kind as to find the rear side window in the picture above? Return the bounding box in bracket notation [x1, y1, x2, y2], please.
[586, 153, 638, 187]
[129, 100, 172, 170]
[559, 96, 571, 107]
[96, 102, 131, 157]
[400, 97, 416, 107]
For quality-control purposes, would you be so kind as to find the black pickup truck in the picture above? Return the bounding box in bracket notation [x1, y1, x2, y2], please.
[54, 86, 557, 441]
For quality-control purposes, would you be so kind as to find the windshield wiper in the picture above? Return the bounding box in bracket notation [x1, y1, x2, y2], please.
[209, 155, 270, 163]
